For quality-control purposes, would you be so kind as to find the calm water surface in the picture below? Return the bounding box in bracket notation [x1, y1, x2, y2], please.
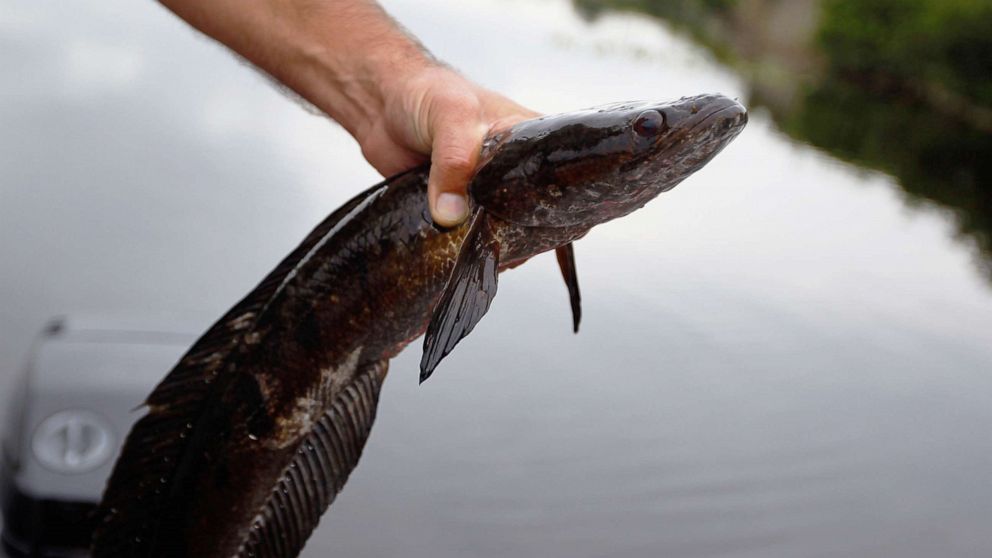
[2, 1, 991, 557]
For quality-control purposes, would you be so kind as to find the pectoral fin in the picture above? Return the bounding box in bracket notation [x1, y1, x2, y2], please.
[555, 243, 581, 333]
[420, 210, 500, 383]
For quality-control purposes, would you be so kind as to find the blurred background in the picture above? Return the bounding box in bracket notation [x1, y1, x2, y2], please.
[1, 0, 991, 556]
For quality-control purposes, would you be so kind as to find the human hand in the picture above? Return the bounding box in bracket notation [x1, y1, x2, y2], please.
[157, 0, 536, 226]
[357, 66, 539, 227]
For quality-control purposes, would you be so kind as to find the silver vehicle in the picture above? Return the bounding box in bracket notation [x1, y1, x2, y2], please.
[1, 318, 195, 557]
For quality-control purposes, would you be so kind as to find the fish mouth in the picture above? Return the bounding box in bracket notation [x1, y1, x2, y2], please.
[636, 96, 746, 166]
[688, 97, 748, 133]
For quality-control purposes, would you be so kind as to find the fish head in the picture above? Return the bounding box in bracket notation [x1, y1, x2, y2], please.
[470, 94, 747, 228]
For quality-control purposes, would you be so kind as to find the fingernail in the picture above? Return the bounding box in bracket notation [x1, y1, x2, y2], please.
[435, 193, 469, 225]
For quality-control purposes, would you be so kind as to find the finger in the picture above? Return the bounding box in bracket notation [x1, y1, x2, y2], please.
[427, 109, 488, 227]
[359, 123, 428, 177]
[363, 144, 425, 178]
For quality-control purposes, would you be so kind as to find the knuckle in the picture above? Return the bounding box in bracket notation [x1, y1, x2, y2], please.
[437, 152, 475, 174]
[439, 87, 478, 107]
[433, 91, 481, 120]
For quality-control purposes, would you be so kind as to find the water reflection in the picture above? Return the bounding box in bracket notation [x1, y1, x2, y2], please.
[1, 1, 992, 557]
[575, 0, 992, 283]
[782, 79, 992, 279]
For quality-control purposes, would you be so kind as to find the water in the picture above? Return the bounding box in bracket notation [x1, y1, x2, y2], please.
[2, 1, 991, 556]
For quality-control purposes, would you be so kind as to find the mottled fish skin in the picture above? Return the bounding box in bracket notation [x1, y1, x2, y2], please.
[92, 94, 747, 557]
[474, 95, 748, 228]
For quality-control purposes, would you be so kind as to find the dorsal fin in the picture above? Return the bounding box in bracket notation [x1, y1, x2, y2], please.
[92, 180, 390, 557]
[237, 360, 388, 557]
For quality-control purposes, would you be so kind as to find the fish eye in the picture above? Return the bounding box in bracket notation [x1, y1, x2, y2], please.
[633, 110, 666, 137]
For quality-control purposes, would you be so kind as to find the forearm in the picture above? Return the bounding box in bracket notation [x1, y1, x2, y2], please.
[159, 0, 434, 137]
[161, 0, 537, 226]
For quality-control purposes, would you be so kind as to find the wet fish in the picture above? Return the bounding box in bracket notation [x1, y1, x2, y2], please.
[92, 94, 747, 557]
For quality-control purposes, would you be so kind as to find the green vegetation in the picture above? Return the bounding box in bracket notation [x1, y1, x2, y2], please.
[787, 80, 992, 277]
[572, 0, 740, 60]
[573, 0, 737, 23]
[803, 0, 992, 278]
[574, 0, 992, 280]
[819, 0, 992, 108]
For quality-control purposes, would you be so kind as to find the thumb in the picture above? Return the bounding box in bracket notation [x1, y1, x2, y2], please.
[426, 109, 488, 227]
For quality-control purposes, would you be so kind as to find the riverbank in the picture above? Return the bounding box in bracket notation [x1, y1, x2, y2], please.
[574, 0, 992, 128]
[575, 0, 992, 281]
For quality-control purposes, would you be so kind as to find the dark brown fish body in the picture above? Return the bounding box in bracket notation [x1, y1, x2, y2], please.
[93, 94, 747, 557]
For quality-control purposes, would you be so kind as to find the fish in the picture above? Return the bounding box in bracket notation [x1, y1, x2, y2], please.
[91, 94, 747, 557]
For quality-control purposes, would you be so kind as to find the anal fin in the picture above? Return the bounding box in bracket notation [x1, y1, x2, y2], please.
[92, 182, 390, 558]
[555, 243, 581, 333]
[238, 360, 388, 558]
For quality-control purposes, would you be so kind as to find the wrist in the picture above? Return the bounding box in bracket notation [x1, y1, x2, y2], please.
[349, 44, 437, 135]
[303, 11, 437, 141]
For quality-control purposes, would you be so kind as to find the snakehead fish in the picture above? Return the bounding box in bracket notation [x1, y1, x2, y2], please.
[92, 94, 747, 557]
